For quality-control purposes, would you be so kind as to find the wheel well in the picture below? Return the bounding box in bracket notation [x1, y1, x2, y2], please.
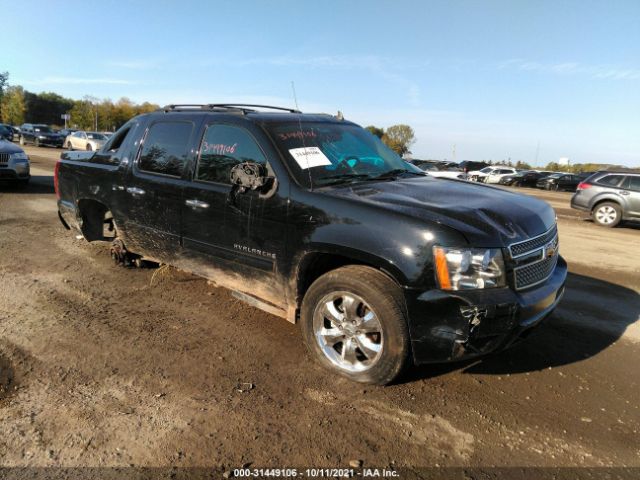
[295, 253, 399, 306]
[591, 198, 621, 213]
[77, 199, 115, 241]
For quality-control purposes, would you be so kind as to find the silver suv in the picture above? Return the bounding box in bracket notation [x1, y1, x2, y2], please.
[0, 139, 30, 186]
[571, 171, 640, 227]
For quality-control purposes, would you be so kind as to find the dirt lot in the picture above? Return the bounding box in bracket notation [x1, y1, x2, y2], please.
[1, 146, 639, 473]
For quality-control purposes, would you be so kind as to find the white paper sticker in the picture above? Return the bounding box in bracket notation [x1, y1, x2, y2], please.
[288, 147, 332, 169]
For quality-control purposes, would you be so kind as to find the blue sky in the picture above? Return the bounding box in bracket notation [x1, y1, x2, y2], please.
[4, 0, 639, 166]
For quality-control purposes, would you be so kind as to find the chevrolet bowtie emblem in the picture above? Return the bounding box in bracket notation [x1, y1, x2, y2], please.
[545, 241, 557, 258]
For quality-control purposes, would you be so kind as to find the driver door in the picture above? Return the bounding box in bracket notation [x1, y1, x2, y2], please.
[180, 122, 288, 305]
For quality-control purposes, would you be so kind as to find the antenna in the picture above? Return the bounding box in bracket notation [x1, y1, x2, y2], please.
[291, 81, 300, 111]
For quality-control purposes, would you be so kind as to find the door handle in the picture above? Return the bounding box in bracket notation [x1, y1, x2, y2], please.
[620, 190, 630, 196]
[126, 187, 146, 196]
[185, 199, 210, 209]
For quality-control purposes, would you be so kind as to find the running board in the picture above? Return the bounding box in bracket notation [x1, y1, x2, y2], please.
[231, 291, 288, 320]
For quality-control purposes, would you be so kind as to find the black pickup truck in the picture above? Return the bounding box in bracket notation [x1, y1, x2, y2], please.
[55, 104, 567, 385]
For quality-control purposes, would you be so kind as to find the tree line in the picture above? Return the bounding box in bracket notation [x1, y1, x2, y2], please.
[0, 72, 158, 131]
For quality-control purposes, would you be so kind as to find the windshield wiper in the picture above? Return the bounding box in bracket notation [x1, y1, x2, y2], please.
[317, 173, 373, 186]
[368, 169, 427, 180]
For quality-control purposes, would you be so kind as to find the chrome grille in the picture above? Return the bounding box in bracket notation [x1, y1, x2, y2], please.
[509, 225, 559, 290]
[0, 152, 9, 166]
[509, 225, 558, 258]
[514, 254, 558, 290]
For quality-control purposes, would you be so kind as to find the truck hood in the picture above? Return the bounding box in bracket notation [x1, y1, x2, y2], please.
[322, 176, 556, 247]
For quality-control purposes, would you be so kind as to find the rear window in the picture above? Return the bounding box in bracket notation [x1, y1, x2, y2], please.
[597, 175, 624, 187]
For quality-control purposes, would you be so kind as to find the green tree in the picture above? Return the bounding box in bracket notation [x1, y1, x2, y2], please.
[0, 71, 9, 118]
[69, 98, 95, 129]
[382, 124, 416, 156]
[1, 85, 26, 125]
[365, 125, 384, 138]
[515, 160, 532, 170]
[545, 162, 561, 172]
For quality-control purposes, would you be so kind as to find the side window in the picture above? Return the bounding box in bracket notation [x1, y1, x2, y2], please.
[104, 121, 135, 153]
[621, 176, 640, 192]
[196, 124, 266, 184]
[138, 121, 194, 177]
[598, 175, 624, 187]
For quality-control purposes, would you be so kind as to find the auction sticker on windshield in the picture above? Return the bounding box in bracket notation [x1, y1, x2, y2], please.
[288, 147, 332, 169]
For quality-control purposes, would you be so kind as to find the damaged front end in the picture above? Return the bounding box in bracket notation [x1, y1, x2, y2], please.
[405, 255, 567, 364]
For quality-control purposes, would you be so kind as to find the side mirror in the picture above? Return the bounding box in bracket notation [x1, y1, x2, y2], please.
[230, 162, 272, 193]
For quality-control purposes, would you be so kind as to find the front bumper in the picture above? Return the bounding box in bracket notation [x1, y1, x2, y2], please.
[405, 255, 567, 364]
[0, 165, 30, 180]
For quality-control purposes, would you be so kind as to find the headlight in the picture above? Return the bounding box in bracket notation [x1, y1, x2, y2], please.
[10, 152, 29, 162]
[433, 246, 506, 290]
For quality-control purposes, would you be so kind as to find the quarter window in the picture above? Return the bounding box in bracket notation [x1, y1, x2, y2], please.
[597, 175, 624, 187]
[196, 124, 267, 184]
[138, 121, 194, 177]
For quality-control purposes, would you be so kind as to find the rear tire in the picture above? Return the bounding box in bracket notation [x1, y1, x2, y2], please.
[300, 265, 410, 385]
[592, 202, 622, 228]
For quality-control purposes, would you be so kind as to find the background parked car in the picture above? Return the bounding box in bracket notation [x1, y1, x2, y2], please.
[19, 123, 65, 147]
[64, 131, 108, 151]
[0, 124, 13, 141]
[58, 128, 78, 139]
[499, 170, 552, 187]
[469, 166, 517, 183]
[571, 171, 640, 227]
[535, 173, 581, 191]
[458, 160, 489, 173]
[0, 140, 30, 186]
[409, 159, 468, 180]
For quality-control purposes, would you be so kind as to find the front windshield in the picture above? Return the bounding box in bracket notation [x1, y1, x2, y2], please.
[87, 132, 107, 140]
[34, 126, 52, 133]
[266, 122, 418, 188]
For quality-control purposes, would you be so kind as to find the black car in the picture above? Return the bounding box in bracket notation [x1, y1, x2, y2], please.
[0, 124, 13, 141]
[500, 171, 552, 187]
[19, 123, 65, 147]
[58, 128, 79, 140]
[55, 103, 566, 385]
[535, 173, 581, 191]
[458, 160, 489, 173]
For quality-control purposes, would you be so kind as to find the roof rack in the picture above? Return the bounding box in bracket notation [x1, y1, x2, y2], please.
[160, 104, 301, 114]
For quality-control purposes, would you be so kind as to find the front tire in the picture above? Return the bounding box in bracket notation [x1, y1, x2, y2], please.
[66, 141, 73, 150]
[593, 202, 622, 228]
[86, 144, 92, 151]
[300, 265, 410, 385]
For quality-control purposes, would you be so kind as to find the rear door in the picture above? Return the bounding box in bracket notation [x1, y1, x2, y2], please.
[180, 120, 289, 306]
[120, 117, 200, 262]
[620, 176, 640, 217]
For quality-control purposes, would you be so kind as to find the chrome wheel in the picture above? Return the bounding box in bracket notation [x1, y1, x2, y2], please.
[596, 206, 617, 224]
[313, 291, 383, 373]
